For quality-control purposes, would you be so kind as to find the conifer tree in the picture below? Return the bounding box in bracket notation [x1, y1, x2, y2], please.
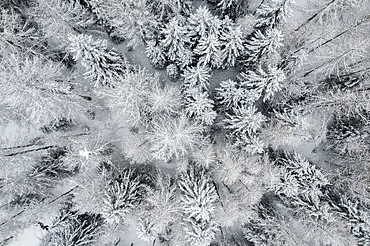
[271, 151, 329, 212]
[147, 114, 204, 161]
[220, 24, 244, 68]
[161, 16, 190, 62]
[145, 40, 167, 68]
[216, 79, 260, 111]
[243, 28, 284, 66]
[102, 169, 146, 225]
[238, 65, 285, 102]
[137, 172, 180, 242]
[182, 64, 211, 91]
[208, 0, 249, 20]
[29, 0, 95, 47]
[0, 53, 84, 126]
[255, 0, 295, 29]
[194, 34, 223, 68]
[224, 105, 266, 137]
[67, 34, 127, 87]
[188, 6, 219, 39]
[179, 166, 219, 246]
[184, 91, 217, 125]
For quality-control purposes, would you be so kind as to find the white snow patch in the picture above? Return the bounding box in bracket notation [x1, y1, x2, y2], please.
[9, 225, 46, 246]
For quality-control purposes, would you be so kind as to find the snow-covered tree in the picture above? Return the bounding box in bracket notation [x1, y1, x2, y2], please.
[179, 166, 218, 222]
[195, 34, 223, 68]
[121, 131, 152, 164]
[0, 8, 40, 57]
[166, 64, 179, 81]
[271, 151, 330, 212]
[336, 195, 370, 245]
[147, 114, 204, 161]
[243, 28, 284, 66]
[224, 105, 266, 137]
[255, 0, 296, 29]
[216, 79, 260, 110]
[311, 90, 370, 119]
[244, 203, 355, 246]
[40, 204, 103, 246]
[182, 64, 211, 91]
[147, 83, 182, 116]
[146, 0, 192, 21]
[178, 166, 219, 245]
[29, 0, 95, 47]
[111, 8, 158, 49]
[61, 134, 113, 172]
[161, 16, 190, 62]
[145, 40, 167, 68]
[208, 0, 249, 20]
[283, 0, 370, 92]
[0, 148, 70, 207]
[99, 68, 155, 125]
[220, 24, 244, 68]
[85, 0, 157, 48]
[85, 0, 145, 22]
[235, 134, 265, 155]
[102, 169, 146, 224]
[188, 6, 220, 39]
[212, 148, 271, 230]
[260, 107, 311, 149]
[0, 147, 77, 245]
[192, 144, 217, 169]
[236, 14, 257, 37]
[214, 145, 245, 186]
[67, 34, 127, 87]
[184, 91, 217, 125]
[325, 114, 370, 156]
[0, 53, 84, 126]
[137, 172, 180, 242]
[175, 47, 195, 68]
[238, 65, 285, 102]
[184, 219, 219, 246]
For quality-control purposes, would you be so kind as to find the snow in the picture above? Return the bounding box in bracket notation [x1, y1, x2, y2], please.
[111, 42, 172, 85]
[209, 67, 239, 97]
[9, 225, 46, 246]
[116, 227, 152, 246]
[5, 0, 367, 245]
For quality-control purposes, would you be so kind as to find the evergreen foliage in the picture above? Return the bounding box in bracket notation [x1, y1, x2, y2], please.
[147, 114, 204, 161]
[271, 151, 330, 212]
[216, 79, 259, 110]
[0, 53, 84, 125]
[2, 0, 370, 245]
[145, 40, 167, 68]
[166, 63, 179, 81]
[41, 203, 103, 246]
[208, 0, 249, 20]
[239, 65, 285, 102]
[102, 169, 146, 224]
[161, 16, 190, 62]
[243, 28, 284, 66]
[179, 166, 219, 246]
[224, 105, 266, 137]
[256, 0, 295, 29]
[67, 34, 127, 87]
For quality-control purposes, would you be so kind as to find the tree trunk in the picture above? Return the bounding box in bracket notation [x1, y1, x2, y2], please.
[4, 145, 56, 157]
[308, 15, 370, 54]
[303, 49, 353, 77]
[294, 0, 337, 32]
